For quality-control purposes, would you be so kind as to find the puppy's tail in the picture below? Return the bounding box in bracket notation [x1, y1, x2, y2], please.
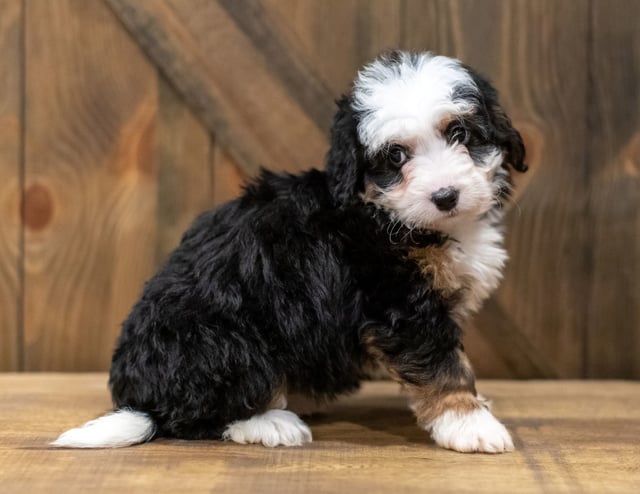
[51, 409, 155, 448]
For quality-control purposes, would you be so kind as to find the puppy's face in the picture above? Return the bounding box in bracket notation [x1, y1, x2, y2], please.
[348, 52, 525, 233]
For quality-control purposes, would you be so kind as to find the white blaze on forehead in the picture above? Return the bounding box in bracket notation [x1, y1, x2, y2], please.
[352, 52, 478, 153]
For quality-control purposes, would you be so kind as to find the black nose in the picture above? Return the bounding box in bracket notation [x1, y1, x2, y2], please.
[431, 187, 459, 211]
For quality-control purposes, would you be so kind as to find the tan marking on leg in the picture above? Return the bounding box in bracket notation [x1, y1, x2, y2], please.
[363, 331, 485, 432]
[402, 348, 481, 427]
[407, 386, 483, 428]
[456, 348, 477, 393]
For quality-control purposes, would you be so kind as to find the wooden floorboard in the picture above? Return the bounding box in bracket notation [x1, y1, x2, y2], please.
[0, 375, 638, 493]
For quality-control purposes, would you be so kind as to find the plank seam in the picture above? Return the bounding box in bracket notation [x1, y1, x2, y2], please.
[583, 0, 595, 378]
[17, 0, 26, 371]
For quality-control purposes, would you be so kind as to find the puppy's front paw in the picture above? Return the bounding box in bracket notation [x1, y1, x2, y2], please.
[429, 408, 514, 453]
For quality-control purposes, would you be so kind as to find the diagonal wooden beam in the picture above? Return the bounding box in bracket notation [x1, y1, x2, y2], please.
[217, 0, 337, 133]
[106, 0, 334, 176]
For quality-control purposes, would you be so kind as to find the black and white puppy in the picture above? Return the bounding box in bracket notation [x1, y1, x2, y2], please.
[54, 51, 526, 453]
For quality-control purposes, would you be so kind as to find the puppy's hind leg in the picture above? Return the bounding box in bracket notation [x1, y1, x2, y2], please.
[222, 391, 312, 447]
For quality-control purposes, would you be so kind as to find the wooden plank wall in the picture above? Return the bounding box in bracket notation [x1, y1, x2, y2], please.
[0, 0, 638, 377]
[1, 0, 245, 371]
[586, 0, 640, 377]
[0, 0, 21, 371]
[23, 0, 158, 370]
[107, 0, 331, 175]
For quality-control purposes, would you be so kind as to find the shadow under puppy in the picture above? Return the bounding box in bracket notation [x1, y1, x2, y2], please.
[54, 50, 527, 453]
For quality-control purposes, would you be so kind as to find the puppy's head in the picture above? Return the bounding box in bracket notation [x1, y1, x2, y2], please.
[326, 51, 526, 234]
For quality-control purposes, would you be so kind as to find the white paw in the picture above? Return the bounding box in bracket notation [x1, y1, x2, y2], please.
[429, 408, 514, 453]
[222, 409, 312, 447]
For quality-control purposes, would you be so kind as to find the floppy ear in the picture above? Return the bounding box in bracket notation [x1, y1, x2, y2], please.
[489, 102, 528, 173]
[325, 95, 365, 203]
[466, 68, 528, 173]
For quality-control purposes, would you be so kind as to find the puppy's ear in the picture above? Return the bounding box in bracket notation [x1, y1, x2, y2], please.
[490, 102, 528, 173]
[325, 95, 364, 203]
[466, 68, 528, 173]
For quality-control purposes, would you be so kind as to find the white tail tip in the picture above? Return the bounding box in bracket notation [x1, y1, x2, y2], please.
[51, 410, 155, 449]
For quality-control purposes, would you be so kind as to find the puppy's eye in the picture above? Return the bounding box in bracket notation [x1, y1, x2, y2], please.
[388, 144, 408, 167]
[446, 123, 470, 145]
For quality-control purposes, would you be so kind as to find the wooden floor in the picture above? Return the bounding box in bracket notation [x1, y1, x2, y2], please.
[0, 375, 638, 493]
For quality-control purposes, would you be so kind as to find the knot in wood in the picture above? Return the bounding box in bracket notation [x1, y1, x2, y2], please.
[23, 183, 54, 231]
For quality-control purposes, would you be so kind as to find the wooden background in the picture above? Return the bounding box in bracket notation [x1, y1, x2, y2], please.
[0, 0, 638, 378]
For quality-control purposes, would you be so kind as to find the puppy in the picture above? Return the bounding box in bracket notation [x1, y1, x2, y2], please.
[53, 51, 526, 453]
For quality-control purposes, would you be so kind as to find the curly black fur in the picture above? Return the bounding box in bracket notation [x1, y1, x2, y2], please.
[109, 166, 458, 439]
[108, 54, 525, 443]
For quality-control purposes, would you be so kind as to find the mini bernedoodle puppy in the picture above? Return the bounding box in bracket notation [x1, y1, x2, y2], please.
[54, 51, 527, 454]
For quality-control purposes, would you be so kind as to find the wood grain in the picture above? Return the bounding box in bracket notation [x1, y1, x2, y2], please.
[0, 0, 22, 371]
[212, 144, 247, 208]
[155, 76, 215, 264]
[262, 0, 402, 95]
[106, 0, 331, 175]
[467, 300, 558, 378]
[217, 0, 335, 131]
[491, 0, 589, 378]
[22, 0, 159, 370]
[156, 75, 247, 263]
[586, 0, 640, 378]
[1, 375, 639, 493]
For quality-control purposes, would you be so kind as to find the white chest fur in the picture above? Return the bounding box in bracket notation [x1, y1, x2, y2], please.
[409, 220, 507, 320]
[448, 221, 507, 316]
